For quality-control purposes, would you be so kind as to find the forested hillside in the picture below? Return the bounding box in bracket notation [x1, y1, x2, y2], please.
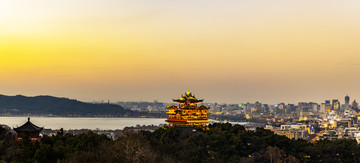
[0, 94, 161, 117]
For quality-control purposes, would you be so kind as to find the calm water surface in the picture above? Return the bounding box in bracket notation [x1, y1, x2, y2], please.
[0, 117, 166, 130]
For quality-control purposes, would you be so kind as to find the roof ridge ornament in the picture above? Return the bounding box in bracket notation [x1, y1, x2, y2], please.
[186, 90, 190, 96]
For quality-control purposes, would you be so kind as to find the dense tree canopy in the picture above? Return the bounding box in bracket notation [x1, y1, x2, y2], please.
[1, 123, 360, 162]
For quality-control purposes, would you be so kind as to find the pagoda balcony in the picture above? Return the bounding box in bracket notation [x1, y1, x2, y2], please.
[180, 112, 210, 115]
[187, 119, 211, 123]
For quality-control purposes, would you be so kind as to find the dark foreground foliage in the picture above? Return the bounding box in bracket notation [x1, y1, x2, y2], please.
[1, 123, 360, 162]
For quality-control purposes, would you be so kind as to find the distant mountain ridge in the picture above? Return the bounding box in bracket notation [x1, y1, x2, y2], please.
[0, 94, 142, 117]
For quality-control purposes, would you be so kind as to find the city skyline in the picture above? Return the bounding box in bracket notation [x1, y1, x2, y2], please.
[1, 1, 360, 104]
[1, 92, 357, 106]
[102, 93, 358, 106]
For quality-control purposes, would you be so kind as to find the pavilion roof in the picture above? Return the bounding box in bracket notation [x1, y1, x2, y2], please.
[13, 117, 43, 133]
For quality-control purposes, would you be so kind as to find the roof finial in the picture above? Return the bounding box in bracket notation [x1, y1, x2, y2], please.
[186, 89, 190, 95]
[28, 117, 30, 121]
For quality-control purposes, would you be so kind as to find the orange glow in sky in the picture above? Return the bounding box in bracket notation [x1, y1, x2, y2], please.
[1, 1, 360, 103]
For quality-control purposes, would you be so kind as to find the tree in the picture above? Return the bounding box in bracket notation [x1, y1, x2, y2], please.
[264, 146, 285, 163]
[112, 130, 157, 163]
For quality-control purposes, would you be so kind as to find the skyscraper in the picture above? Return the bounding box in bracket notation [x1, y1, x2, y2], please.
[332, 99, 340, 111]
[297, 102, 311, 116]
[352, 100, 358, 111]
[345, 95, 350, 110]
[325, 100, 331, 112]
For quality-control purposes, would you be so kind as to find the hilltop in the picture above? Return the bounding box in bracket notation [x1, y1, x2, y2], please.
[0, 94, 163, 117]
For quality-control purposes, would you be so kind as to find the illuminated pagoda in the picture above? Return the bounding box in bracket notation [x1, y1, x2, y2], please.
[14, 117, 43, 141]
[166, 90, 211, 127]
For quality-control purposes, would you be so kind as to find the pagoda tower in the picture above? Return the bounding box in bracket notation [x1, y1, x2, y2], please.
[14, 117, 43, 141]
[166, 90, 210, 127]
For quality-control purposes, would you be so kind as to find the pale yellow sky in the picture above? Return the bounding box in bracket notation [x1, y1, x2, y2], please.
[1, 0, 360, 104]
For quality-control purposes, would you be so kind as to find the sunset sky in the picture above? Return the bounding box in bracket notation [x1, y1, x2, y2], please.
[1, 0, 360, 104]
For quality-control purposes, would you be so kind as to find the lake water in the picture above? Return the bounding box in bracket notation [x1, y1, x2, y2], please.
[0, 117, 167, 130]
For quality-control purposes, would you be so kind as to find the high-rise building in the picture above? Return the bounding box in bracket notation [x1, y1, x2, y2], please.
[278, 103, 285, 110]
[319, 103, 326, 113]
[277, 103, 285, 114]
[345, 95, 350, 110]
[351, 100, 358, 110]
[254, 101, 262, 113]
[287, 104, 296, 113]
[325, 100, 331, 112]
[332, 99, 340, 111]
[245, 102, 252, 113]
[263, 104, 269, 112]
[269, 105, 275, 113]
[311, 103, 319, 112]
[297, 102, 311, 116]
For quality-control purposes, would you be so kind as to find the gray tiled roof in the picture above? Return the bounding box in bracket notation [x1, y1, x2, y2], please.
[13, 118, 43, 132]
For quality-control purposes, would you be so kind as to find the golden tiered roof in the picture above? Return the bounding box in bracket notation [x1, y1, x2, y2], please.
[172, 90, 204, 103]
[166, 104, 179, 109]
[198, 105, 210, 110]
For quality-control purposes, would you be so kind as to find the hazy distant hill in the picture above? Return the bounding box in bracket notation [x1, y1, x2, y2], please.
[0, 94, 145, 117]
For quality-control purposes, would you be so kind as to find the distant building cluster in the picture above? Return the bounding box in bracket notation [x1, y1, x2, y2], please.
[117, 100, 166, 113]
[260, 95, 360, 142]
[117, 94, 360, 143]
